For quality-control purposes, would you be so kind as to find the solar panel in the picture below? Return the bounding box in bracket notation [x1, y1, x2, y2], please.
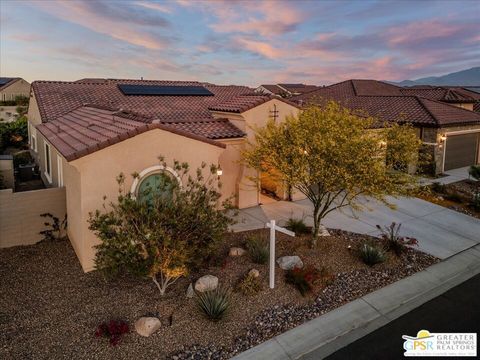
[0, 78, 13, 86]
[118, 84, 214, 96]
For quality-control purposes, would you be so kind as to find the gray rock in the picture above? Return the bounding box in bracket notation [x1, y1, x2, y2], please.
[317, 225, 330, 237]
[186, 283, 194, 298]
[229, 247, 247, 256]
[248, 269, 260, 278]
[194, 275, 218, 292]
[134, 316, 161, 337]
[277, 256, 303, 270]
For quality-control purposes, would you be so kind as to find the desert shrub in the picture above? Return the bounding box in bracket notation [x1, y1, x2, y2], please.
[0, 116, 28, 151]
[237, 272, 261, 295]
[430, 182, 447, 194]
[376, 222, 418, 256]
[246, 236, 269, 264]
[285, 266, 323, 296]
[39, 213, 67, 241]
[444, 192, 463, 203]
[285, 217, 310, 235]
[95, 320, 129, 346]
[470, 191, 480, 211]
[196, 287, 231, 321]
[359, 242, 386, 266]
[89, 158, 235, 296]
[469, 165, 480, 181]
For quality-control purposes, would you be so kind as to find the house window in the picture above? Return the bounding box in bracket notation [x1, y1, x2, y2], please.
[57, 156, 64, 187]
[30, 123, 37, 152]
[137, 171, 176, 204]
[44, 142, 52, 183]
[2, 93, 5, 101]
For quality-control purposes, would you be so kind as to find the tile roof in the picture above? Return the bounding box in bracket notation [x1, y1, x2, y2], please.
[36, 106, 228, 161]
[400, 86, 477, 103]
[293, 80, 480, 127]
[257, 83, 319, 95]
[258, 84, 286, 95]
[209, 94, 299, 113]
[32, 79, 253, 122]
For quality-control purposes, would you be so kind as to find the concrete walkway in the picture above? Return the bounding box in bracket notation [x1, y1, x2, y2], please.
[232, 194, 480, 259]
[420, 166, 472, 185]
[232, 243, 480, 360]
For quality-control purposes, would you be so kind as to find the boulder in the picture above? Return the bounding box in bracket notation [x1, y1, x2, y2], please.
[194, 275, 218, 293]
[229, 247, 247, 256]
[134, 317, 161, 337]
[277, 256, 303, 270]
[317, 225, 330, 237]
[186, 282, 194, 298]
[248, 269, 260, 278]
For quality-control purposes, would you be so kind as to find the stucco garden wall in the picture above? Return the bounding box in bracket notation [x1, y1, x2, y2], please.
[0, 187, 66, 248]
[68, 128, 224, 271]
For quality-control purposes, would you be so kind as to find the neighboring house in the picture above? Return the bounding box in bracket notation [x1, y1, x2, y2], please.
[293, 80, 480, 174]
[0, 77, 30, 101]
[28, 79, 300, 271]
[400, 85, 480, 112]
[255, 83, 319, 97]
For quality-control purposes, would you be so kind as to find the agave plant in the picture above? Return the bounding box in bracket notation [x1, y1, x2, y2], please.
[359, 242, 386, 266]
[196, 287, 231, 321]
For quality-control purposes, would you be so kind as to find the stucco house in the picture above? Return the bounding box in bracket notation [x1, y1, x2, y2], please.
[0, 77, 31, 101]
[27, 79, 300, 271]
[293, 80, 480, 173]
[255, 83, 319, 97]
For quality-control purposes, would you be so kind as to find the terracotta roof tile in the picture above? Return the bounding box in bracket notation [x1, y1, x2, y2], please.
[32, 79, 253, 122]
[209, 94, 299, 113]
[36, 106, 227, 161]
[400, 86, 477, 103]
[293, 80, 480, 127]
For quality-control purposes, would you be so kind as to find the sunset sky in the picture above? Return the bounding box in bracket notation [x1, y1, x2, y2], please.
[1, 0, 479, 85]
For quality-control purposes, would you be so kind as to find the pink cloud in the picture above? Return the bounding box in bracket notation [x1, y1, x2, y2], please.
[135, 1, 172, 14]
[29, 0, 168, 50]
[234, 37, 283, 59]
[387, 20, 462, 45]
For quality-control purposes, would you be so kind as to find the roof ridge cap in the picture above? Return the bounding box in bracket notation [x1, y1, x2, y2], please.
[416, 97, 441, 126]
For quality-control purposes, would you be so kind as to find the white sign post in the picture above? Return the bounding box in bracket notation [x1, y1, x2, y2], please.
[266, 219, 295, 289]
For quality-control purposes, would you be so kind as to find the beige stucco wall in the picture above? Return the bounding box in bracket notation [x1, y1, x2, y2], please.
[0, 79, 30, 101]
[450, 103, 474, 111]
[67, 128, 223, 271]
[0, 187, 66, 248]
[214, 99, 300, 208]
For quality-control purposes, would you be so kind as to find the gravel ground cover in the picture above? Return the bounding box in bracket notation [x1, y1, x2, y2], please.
[417, 180, 480, 219]
[0, 229, 437, 360]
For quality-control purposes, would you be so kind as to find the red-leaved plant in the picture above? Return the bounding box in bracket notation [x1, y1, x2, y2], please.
[376, 222, 418, 256]
[95, 320, 129, 346]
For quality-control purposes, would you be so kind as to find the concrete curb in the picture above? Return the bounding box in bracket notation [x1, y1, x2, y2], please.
[231, 244, 480, 360]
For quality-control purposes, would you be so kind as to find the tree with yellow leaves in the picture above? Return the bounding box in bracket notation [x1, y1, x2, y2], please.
[243, 102, 422, 246]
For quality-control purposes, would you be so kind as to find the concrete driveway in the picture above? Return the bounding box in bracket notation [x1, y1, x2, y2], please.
[232, 195, 480, 259]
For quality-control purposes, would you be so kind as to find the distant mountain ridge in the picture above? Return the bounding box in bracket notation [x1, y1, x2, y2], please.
[394, 67, 480, 86]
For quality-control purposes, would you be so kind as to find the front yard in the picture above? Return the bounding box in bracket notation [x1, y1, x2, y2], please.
[417, 179, 480, 219]
[0, 228, 437, 360]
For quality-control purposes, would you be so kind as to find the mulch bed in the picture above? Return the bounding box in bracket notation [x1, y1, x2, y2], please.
[0, 229, 438, 360]
[417, 180, 480, 219]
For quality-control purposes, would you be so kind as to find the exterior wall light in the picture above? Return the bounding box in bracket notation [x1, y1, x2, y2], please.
[216, 169, 223, 176]
[439, 135, 447, 142]
[379, 140, 387, 148]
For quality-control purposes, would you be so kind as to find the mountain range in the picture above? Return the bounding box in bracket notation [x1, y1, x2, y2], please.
[394, 67, 480, 87]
